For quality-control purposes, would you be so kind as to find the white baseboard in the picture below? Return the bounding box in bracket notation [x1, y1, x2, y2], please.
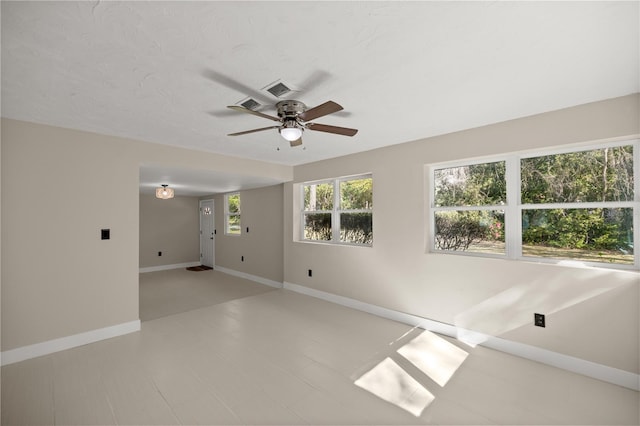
[215, 266, 284, 289]
[283, 282, 640, 391]
[1, 320, 141, 366]
[139, 261, 200, 273]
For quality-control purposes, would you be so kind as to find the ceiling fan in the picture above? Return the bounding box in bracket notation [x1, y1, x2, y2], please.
[227, 100, 358, 147]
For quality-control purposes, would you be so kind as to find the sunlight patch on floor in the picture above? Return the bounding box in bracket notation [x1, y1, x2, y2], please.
[354, 330, 469, 417]
[354, 357, 435, 417]
[397, 330, 468, 387]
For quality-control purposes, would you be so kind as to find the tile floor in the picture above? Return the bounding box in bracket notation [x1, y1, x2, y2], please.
[2, 269, 638, 425]
[139, 268, 276, 321]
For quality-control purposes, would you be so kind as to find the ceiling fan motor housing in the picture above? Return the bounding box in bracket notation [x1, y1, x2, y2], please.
[276, 100, 306, 121]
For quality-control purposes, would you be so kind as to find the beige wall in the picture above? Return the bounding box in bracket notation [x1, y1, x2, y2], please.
[285, 94, 640, 373]
[2, 94, 638, 377]
[214, 184, 284, 283]
[1, 118, 292, 351]
[139, 194, 200, 268]
[1, 121, 140, 350]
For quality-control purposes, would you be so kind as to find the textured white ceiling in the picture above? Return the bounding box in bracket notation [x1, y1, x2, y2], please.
[2, 1, 639, 191]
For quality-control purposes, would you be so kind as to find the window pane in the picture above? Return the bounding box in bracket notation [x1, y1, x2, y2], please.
[304, 213, 332, 241]
[227, 214, 241, 235]
[340, 178, 373, 209]
[227, 193, 241, 213]
[304, 183, 334, 211]
[340, 212, 373, 245]
[522, 208, 634, 264]
[521, 145, 634, 203]
[434, 210, 505, 254]
[434, 162, 506, 207]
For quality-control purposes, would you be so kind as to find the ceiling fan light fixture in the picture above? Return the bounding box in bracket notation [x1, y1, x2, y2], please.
[156, 184, 175, 200]
[280, 127, 303, 142]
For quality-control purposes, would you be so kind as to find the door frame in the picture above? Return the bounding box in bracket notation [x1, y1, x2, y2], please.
[199, 199, 215, 268]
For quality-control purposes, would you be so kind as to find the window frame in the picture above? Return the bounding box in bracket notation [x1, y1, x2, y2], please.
[428, 139, 640, 270]
[300, 173, 373, 246]
[224, 192, 241, 236]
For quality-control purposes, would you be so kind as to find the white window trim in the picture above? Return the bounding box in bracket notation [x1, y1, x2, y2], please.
[428, 140, 640, 270]
[300, 173, 373, 246]
[224, 192, 241, 236]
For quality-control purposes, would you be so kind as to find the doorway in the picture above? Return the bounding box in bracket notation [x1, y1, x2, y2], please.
[200, 199, 215, 268]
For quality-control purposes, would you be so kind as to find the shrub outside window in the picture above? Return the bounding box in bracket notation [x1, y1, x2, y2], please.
[302, 174, 373, 246]
[225, 192, 241, 235]
[429, 141, 638, 269]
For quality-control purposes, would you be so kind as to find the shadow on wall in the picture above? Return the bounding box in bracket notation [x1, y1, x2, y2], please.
[452, 264, 637, 345]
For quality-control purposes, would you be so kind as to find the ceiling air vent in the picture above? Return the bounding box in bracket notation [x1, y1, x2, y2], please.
[240, 98, 261, 110]
[265, 81, 292, 98]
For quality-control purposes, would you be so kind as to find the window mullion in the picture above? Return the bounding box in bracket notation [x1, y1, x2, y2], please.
[432, 205, 506, 212]
[333, 179, 340, 242]
[506, 155, 521, 259]
[521, 201, 636, 210]
[300, 186, 306, 241]
[634, 140, 640, 269]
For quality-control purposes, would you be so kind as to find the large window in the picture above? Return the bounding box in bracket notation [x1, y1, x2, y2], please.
[225, 192, 241, 235]
[429, 141, 639, 269]
[302, 174, 373, 246]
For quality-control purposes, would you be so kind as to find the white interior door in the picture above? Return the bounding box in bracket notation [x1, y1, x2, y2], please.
[200, 199, 215, 268]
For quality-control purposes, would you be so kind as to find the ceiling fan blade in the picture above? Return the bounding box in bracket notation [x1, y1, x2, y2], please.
[227, 105, 281, 122]
[298, 70, 332, 95]
[203, 69, 272, 104]
[208, 110, 240, 118]
[298, 101, 343, 122]
[290, 137, 303, 147]
[228, 126, 281, 136]
[306, 123, 358, 137]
